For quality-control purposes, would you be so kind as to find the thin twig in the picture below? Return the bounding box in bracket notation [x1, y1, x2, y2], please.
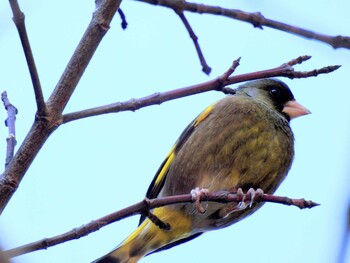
[8, 0, 46, 116]
[218, 57, 241, 84]
[1, 92, 18, 169]
[286, 55, 311, 66]
[175, 10, 211, 74]
[279, 55, 341, 78]
[283, 65, 341, 79]
[137, 0, 350, 50]
[117, 8, 128, 29]
[4, 190, 319, 258]
[62, 56, 340, 124]
[145, 210, 171, 230]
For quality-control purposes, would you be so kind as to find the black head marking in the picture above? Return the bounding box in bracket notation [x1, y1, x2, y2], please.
[236, 78, 295, 113]
[260, 79, 294, 112]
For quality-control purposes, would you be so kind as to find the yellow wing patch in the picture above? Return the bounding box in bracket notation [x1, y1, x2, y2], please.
[154, 147, 176, 187]
[194, 103, 215, 127]
[142, 102, 217, 217]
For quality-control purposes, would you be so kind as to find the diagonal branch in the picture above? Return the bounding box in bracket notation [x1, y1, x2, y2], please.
[46, 1, 122, 115]
[137, 0, 350, 50]
[62, 56, 340, 124]
[0, 246, 10, 263]
[8, 0, 46, 115]
[4, 190, 319, 258]
[175, 10, 211, 74]
[0, 0, 123, 215]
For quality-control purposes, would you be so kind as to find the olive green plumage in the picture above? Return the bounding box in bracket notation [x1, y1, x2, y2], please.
[93, 78, 310, 263]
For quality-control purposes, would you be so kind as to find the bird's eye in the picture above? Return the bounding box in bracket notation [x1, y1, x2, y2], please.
[269, 88, 280, 97]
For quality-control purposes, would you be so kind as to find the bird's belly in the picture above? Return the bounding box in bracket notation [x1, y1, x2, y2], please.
[161, 130, 293, 232]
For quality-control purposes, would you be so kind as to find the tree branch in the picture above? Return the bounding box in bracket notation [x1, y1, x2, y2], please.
[117, 8, 128, 30]
[1, 92, 18, 169]
[0, 0, 123, 215]
[175, 10, 211, 74]
[4, 190, 319, 258]
[137, 0, 350, 50]
[0, 246, 10, 263]
[8, 0, 46, 115]
[62, 56, 340, 124]
[46, 1, 122, 116]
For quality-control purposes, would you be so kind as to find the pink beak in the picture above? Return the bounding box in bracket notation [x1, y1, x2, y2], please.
[282, 100, 311, 119]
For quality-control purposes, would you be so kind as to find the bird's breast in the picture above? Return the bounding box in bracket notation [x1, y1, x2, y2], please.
[162, 96, 294, 197]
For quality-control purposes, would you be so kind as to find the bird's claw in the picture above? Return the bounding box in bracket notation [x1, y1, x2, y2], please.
[218, 188, 264, 218]
[238, 188, 264, 209]
[190, 187, 209, 214]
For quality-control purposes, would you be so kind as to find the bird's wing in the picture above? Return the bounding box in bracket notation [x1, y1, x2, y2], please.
[138, 103, 216, 225]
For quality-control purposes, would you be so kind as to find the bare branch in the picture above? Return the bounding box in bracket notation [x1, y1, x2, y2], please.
[117, 8, 128, 30]
[0, 0, 122, 215]
[0, 245, 10, 263]
[283, 65, 341, 79]
[219, 57, 241, 82]
[4, 190, 319, 258]
[137, 0, 350, 50]
[1, 92, 18, 169]
[285, 55, 312, 66]
[144, 210, 171, 231]
[175, 10, 211, 74]
[8, 0, 46, 115]
[46, 1, 122, 115]
[62, 56, 340, 124]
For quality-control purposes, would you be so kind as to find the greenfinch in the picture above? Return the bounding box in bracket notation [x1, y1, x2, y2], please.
[93, 78, 310, 263]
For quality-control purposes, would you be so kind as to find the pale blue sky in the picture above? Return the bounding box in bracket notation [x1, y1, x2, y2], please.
[0, 1, 349, 263]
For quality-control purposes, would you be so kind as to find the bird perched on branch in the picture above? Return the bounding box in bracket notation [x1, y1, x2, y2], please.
[93, 78, 310, 263]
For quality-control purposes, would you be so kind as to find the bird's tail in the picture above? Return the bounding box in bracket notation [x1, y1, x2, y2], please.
[91, 228, 145, 263]
[92, 207, 193, 263]
[91, 243, 140, 263]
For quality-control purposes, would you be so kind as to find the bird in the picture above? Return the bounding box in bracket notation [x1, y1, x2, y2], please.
[92, 78, 311, 263]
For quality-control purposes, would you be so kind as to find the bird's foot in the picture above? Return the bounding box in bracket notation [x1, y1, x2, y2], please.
[237, 188, 264, 209]
[218, 188, 264, 218]
[190, 187, 209, 214]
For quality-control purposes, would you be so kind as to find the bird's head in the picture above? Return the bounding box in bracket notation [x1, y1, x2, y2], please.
[235, 78, 311, 121]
